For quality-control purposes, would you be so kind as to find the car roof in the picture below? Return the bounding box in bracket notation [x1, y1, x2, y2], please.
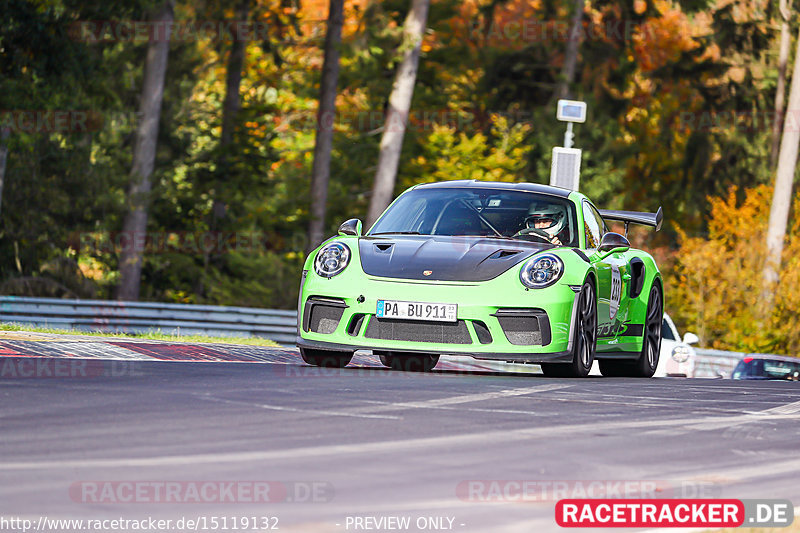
[742, 354, 800, 364]
[412, 180, 574, 198]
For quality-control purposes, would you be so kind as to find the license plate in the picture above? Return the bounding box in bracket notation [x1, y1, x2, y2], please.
[376, 300, 457, 322]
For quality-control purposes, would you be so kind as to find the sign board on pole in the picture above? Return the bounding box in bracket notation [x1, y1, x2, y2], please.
[550, 147, 582, 190]
[556, 100, 587, 123]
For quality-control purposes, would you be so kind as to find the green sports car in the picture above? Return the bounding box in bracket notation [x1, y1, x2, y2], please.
[297, 180, 664, 378]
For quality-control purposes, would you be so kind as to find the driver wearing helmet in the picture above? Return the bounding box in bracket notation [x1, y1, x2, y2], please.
[522, 203, 568, 245]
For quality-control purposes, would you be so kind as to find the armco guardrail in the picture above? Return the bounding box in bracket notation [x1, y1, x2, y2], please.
[0, 296, 776, 372]
[0, 296, 297, 345]
[693, 348, 747, 378]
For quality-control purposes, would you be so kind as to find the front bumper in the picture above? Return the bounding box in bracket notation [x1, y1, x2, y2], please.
[297, 272, 580, 364]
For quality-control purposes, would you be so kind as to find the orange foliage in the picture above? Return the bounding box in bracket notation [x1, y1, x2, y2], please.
[632, 3, 698, 73]
[670, 186, 800, 356]
[297, 0, 365, 38]
[442, 0, 574, 51]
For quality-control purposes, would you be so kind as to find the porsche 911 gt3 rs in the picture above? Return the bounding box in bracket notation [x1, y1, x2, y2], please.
[297, 180, 664, 378]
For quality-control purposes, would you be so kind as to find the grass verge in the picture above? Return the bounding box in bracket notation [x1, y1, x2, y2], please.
[0, 323, 281, 347]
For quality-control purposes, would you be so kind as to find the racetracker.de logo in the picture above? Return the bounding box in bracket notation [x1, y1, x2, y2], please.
[70, 481, 334, 504]
[556, 499, 745, 528]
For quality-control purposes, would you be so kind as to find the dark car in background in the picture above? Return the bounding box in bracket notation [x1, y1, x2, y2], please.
[731, 355, 800, 381]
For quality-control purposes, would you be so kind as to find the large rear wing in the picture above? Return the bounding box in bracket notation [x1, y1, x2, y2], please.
[599, 207, 663, 235]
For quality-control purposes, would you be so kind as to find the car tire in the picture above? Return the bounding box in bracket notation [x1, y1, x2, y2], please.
[597, 359, 633, 377]
[632, 282, 663, 377]
[541, 278, 597, 378]
[376, 351, 394, 368]
[377, 352, 439, 372]
[598, 282, 662, 378]
[299, 347, 353, 368]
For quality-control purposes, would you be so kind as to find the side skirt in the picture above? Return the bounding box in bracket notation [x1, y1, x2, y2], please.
[594, 350, 640, 360]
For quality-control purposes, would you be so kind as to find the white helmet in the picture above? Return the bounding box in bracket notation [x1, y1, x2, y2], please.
[525, 202, 567, 238]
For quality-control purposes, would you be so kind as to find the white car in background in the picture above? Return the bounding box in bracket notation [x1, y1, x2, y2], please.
[656, 313, 698, 377]
[589, 313, 698, 377]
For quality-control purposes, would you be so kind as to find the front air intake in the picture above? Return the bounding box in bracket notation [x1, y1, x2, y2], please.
[303, 297, 347, 334]
[492, 308, 551, 346]
[472, 320, 493, 344]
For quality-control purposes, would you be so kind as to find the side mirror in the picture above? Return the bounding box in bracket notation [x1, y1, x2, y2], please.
[683, 332, 699, 345]
[597, 232, 630, 255]
[338, 218, 362, 236]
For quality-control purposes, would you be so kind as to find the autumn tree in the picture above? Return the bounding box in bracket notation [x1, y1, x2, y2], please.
[118, 1, 174, 301]
[366, 0, 431, 228]
[555, 0, 585, 100]
[771, 0, 793, 167]
[673, 185, 800, 355]
[307, 0, 345, 252]
[764, 23, 800, 299]
[213, 0, 252, 231]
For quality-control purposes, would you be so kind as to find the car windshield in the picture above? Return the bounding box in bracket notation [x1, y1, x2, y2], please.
[369, 188, 579, 246]
[732, 358, 800, 380]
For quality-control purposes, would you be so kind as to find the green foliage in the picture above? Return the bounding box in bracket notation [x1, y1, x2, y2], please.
[0, 322, 280, 346]
[402, 115, 533, 187]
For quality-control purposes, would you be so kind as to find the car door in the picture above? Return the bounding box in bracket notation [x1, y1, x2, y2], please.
[582, 201, 630, 346]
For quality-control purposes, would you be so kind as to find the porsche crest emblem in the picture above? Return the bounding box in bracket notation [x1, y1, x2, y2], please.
[423, 270, 432, 276]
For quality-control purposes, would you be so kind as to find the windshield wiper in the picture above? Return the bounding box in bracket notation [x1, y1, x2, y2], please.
[458, 234, 515, 240]
[370, 231, 422, 235]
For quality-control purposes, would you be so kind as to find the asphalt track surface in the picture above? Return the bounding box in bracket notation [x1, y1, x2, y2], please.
[1, 332, 800, 533]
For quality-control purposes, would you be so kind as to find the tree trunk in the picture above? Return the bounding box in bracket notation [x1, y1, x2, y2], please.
[306, 0, 344, 252]
[763, 25, 800, 301]
[365, 0, 431, 229]
[209, 0, 250, 237]
[555, 0, 584, 100]
[0, 127, 9, 219]
[117, 1, 173, 301]
[771, 0, 793, 168]
[220, 0, 249, 149]
[203, 0, 251, 280]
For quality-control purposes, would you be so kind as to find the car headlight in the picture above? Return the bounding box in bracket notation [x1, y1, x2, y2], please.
[314, 242, 351, 278]
[520, 253, 564, 289]
[671, 345, 691, 363]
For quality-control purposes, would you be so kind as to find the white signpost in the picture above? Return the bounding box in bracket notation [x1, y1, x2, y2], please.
[550, 99, 586, 191]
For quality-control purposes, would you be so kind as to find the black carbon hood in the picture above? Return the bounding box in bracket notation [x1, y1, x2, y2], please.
[358, 236, 551, 282]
